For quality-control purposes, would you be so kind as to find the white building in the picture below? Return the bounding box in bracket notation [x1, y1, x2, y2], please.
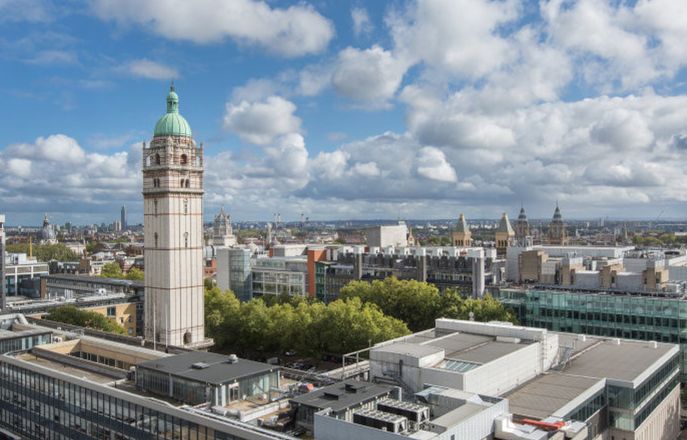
[366, 222, 409, 248]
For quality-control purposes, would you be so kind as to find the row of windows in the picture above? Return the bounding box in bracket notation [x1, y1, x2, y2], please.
[528, 308, 682, 329]
[0, 361, 242, 439]
[146, 153, 198, 167]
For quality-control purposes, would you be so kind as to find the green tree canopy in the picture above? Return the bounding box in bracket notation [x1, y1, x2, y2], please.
[5, 243, 78, 262]
[340, 277, 515, 331]
[100, 262, 124, 279]
[204, 288, 410, 359]
[45, 305, 126, 334]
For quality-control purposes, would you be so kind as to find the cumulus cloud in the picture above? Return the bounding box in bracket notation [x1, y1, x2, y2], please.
[223, 96, 301, 145]
[91, 0, 334, 57]
[124, 59, 178, 80]
[331, 46, 409, 106]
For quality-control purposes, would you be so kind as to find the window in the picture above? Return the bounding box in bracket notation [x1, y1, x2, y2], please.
[185, 179, 190, 188]
[155, 153, 160, 165]
[107, 307, 116, 317]
[154, 233, 158, 248]
[154, 199, 158, 215]
[184, 232, 189, 248]
[180, 154, 187, 165]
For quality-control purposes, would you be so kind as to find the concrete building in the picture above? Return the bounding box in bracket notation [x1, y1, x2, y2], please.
[3, 253, 48, 298]
[40, 274, 144, 299]
[366, 318, 680, 440]
[316, 246, 494, 302]
[142, 85, 208, 348]
[451, 214, 472, 247]
[216, 247, 252, 301]
[494, 213, 515, 257]
[367, 222, 409, 248]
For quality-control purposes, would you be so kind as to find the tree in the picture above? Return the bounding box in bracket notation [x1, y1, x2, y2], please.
[46, 305, 126, 334]
[6, 243, 78, 262]
[126, 267, 144, 281]
[100, 262, 124, 279]
[204, 287, 410, 359]
[340, 277, 516, 331]
[340, 277, 443, 331]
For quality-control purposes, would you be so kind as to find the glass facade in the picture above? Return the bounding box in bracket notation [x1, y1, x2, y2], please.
[227, 250, 252, 302]
[0, 358, 252, 439]
[0, 333, 52, 355]
[495, 289, 687, 381]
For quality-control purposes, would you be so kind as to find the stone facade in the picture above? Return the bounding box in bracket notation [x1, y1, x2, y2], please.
[142, 87, 206, 348]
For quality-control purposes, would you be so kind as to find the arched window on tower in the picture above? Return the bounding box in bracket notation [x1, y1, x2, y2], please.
[154, 199, 158, 216]
[154, 232, 158, 248]
[180, 154, 187, 165]
[155, 154, 161, 165]
[185, 179, 190, 188]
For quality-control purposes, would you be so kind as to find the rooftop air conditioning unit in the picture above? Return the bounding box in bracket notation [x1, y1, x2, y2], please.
[227, 354, 239, 364]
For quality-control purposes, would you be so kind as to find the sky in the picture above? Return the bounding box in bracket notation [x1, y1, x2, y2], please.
[0, 0, 686, 225]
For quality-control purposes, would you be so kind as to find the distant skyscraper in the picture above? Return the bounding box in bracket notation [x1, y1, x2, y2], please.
[143, 84, 207, 348]
[121, 205, 127, 230]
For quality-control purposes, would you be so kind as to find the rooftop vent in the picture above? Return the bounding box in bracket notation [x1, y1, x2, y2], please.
[191, 362, 210, 369]
[227, 354, 239, 364]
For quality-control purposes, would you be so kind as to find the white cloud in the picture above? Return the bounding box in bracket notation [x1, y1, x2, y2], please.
[332, 46, 409, 106]
[0, 0, 53, 22]
[223, 96, 301, 145]
[125, 59, 178, 80]
[91, 0, 334, 57]
[389, 0, 519, 78]
[351, 7, 373, 36]
[7, 159, 32, 178]
[26, 50, 77, 65]
[416, 147, 457, 182]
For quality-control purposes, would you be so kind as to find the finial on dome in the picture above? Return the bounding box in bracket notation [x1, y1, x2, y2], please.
[170, 80, 175, 92]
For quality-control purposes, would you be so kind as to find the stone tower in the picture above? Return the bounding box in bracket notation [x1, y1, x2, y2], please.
[452, 213, 472, 247]
[514, 205, 530, 246]
[212, 207, 237, 247]
[142, 84, 209, 348]
[494, 212, 515, 257]
[548, 203, 568, 246]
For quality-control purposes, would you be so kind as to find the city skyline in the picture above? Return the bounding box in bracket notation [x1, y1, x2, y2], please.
[1, 0, 686, 224]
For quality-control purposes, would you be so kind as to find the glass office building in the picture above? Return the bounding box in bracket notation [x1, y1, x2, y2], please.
[494, 288, 687, 381]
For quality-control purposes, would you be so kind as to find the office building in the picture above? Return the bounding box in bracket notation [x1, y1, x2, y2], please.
[251, 256, 308, 298]
[365, 318, 679, 440]
[142, 85, 208, 348]
[216, 247, 253, 300]
[3, 253, 48, 298]
[493, 288, 687, 382]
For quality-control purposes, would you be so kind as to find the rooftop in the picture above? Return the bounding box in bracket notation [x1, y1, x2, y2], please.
[137, 351, 277, 386]
[290, 380, 397, 412]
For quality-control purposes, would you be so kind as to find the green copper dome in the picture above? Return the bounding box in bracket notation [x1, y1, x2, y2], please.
[154, 84, 192, 137]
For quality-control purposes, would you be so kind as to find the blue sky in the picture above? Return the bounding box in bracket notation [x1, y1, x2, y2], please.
[1, 0, 686, 225]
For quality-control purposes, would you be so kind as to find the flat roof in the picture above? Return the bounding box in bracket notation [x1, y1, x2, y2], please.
[43, 273, 143, 288]
[290, 380, 395, 412]
[137, 351, 276, 386]
[561, 339, 675, 383]
[505, 373, 603, 419]
[448, 341, 526, 364]
[0, 326, 51, 340]
[372, 342, 444, 358]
